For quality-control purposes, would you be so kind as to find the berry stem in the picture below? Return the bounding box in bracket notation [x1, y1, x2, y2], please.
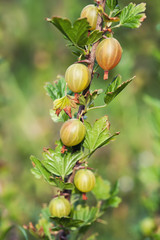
[104, 70, 109, 80]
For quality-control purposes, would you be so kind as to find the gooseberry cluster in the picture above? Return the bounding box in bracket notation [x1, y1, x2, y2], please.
[48, 2, 123, 219]
[28, 0, 146, 238]
[49, 169, 95, 217]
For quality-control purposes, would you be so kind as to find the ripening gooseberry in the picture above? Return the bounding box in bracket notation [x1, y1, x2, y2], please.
[140, 218, 156, 236]
[65, 63, 91, 93]
[60, 119, 86, 147]
[49, 196, 71, 218]
[80, 4, 98, 30]
[96, 37, 122, 79]
[74, 169, 96, 193]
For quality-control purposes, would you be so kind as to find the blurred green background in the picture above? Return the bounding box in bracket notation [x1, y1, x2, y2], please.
[0, 0, 160, 239]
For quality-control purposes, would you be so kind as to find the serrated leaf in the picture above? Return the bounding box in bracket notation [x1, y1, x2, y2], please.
[92, 176, 111, 200]
[104, 75, 135, 105]
[78, 95, 86, 105]
[83, 116, 119, 155]
[42, 143, 83, 179]
[31, 154, 75, 190]
[51, 217, 84, 229]
[106, 0, 118, 11]
[44, 76, 66, 101]
[53, 177, 74, 190]
[47, 17, 90, 49]
[50, 109, 69, 123]
[30, 156, 55, 185]
[87, 30, 103, 45]
[73, 205, 100, 227]
[30, 167, 41, 179]
[53, 95, 78, 110]
[119, 3, 146, 28]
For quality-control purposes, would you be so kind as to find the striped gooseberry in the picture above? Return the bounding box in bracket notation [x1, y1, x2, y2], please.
[96, 37, 122, 79]
[74, 169, 96, 193]
[80, 4, 98, 30]
[60, 119, 86, 147]
[65, 63, 91, 93]
[49, 196, 71, 218]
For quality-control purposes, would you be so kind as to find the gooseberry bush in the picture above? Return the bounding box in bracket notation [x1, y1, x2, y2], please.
[24, 0, 146, 239]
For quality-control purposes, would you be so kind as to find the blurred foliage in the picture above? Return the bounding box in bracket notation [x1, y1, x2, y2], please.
[0, 0, 160, 239]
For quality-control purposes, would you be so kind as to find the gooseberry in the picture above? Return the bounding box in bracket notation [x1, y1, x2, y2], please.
[74, 169, 96, 193]
[140, 218, 156, 236]
[80, 4, 98, 30]
[96, 37, 122, 79]
[49, 196, 71, 218]
[60, 119, 86, 147]
[65, 63, 91, 93]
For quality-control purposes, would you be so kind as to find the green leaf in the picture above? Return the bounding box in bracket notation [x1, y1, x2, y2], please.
[83, 116, 119, 155]
[104, 75, 135, 105]
[119, 3, 146, 28]
[42, 142, 83, 179]
[102, 196, 122, 210]
[51, 217, 84, 229]
[30, 167, 42, 179]
[87, 30, 103, 45]
[73, 205, 100, 226]
[44, 76, 66, 101]
[78, 95, 86, 105]
[101, 181, 121, 210]
[31, 153, 74, 190]
[17, 226, 28, 240]
[53, 177, 74, 190]
[92, 175, 111, 200]
[35, 210, 53, 239]
[50, 109, 69, 123]
[47, 17, 90, 49]
[106, 0, 118, 11]
[30, 156, 55, 185]
[110, 181, 120, 197]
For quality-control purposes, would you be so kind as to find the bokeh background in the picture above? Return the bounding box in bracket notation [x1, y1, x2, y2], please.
[0, 0, 160, 239]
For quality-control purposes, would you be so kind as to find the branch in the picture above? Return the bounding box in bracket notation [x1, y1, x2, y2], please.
[60, 1, 106, 239]
[78, 0, 106, 117]
[68, 0, 106, 184]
